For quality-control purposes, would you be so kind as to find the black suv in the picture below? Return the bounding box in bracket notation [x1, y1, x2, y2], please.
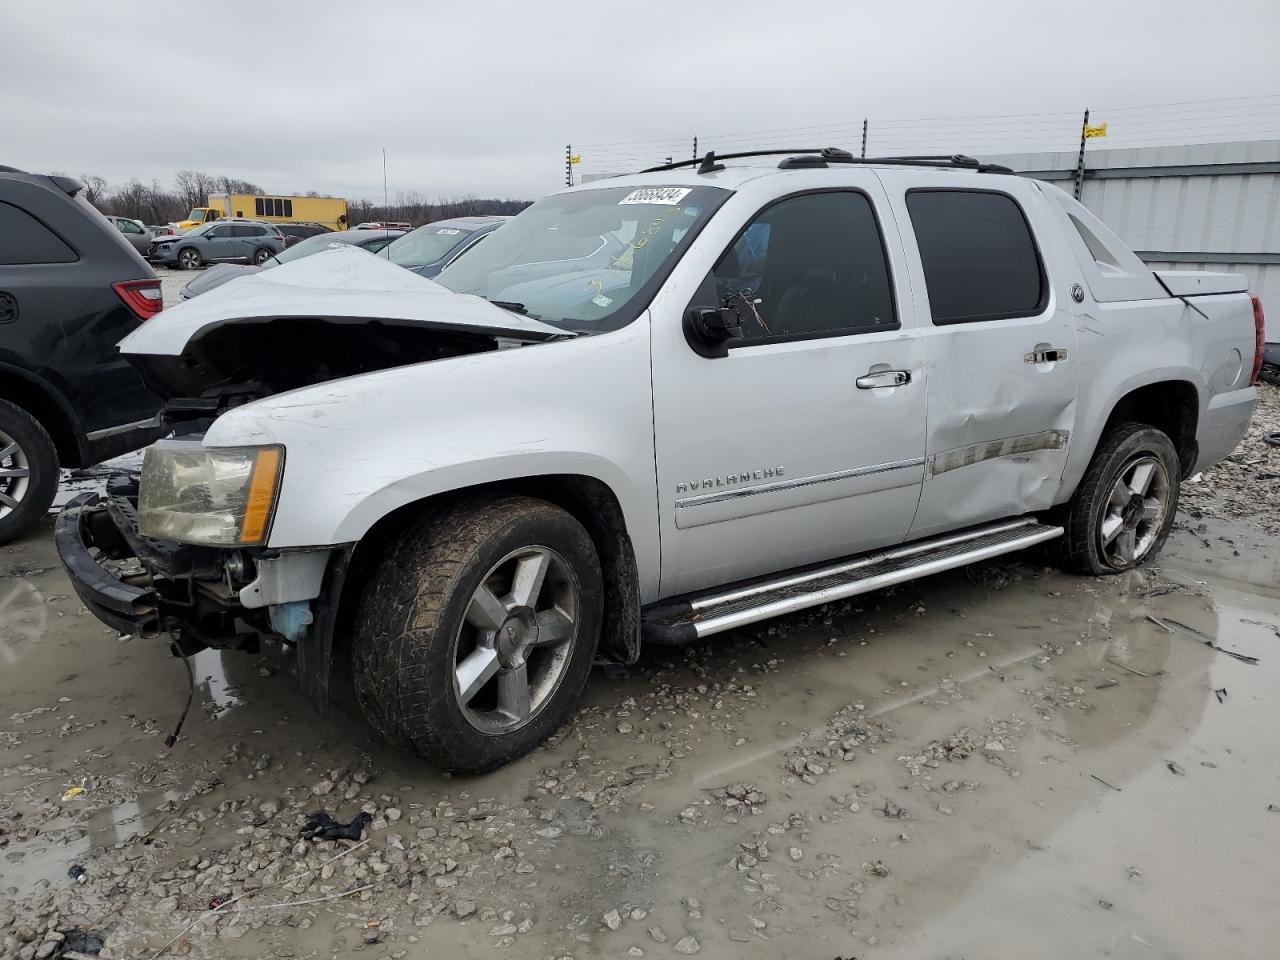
[0, 166, 164, 542]
[276, 222, 332, 248]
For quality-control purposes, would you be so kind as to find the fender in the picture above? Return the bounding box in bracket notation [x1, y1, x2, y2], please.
[203, 312, 664, 599]
[1060, 364, 1204, 498]
[0, 357, 89, 464]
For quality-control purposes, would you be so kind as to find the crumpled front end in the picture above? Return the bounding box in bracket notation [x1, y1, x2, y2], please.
[56, 475, 349, 708]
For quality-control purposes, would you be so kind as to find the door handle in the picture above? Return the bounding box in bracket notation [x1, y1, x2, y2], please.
[856, 369, 912, 389]
[1025, 347, 1068, 364]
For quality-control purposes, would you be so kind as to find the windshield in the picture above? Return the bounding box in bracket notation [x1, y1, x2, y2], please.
[184, 222, 216, 237]
[385, 224, 475, 269]
[186, 209, 211, 222]
[435, 185, 729, 333]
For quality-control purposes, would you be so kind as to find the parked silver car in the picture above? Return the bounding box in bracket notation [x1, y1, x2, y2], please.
[103, 215, 152, 254]
[148, 219, 286, 269]
[384, 216, 508, 278]
[178, 227, 407, 299]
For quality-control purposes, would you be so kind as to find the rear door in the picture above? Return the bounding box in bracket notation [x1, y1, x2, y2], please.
[650, 177, 929, 597]
[229, 225, 261, 260]
[877, 174, 1079, 538]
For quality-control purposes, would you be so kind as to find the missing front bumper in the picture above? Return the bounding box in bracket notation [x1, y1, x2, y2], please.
[55, 489, 350, 711]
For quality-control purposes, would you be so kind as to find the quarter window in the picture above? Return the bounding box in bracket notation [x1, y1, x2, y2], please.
[906, 190, 1045, 324]
[707, 191, 896, 341]
[0, 202, 76, 265]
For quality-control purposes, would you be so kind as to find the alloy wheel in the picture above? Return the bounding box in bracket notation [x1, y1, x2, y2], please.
[1099, 455, 1170, 567]
[0, 431, 31, 519]
[452, 545, 579, 734]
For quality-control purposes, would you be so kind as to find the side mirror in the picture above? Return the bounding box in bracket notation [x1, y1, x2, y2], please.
[683, 305, 742, 359]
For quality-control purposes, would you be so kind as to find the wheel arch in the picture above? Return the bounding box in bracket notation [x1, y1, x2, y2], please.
[0, 363, 87, 467]
[336, 474, 642, 667]
[1098, 379, 1200, 478]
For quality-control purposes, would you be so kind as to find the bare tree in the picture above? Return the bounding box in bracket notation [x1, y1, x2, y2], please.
[78, 174, 108, 205]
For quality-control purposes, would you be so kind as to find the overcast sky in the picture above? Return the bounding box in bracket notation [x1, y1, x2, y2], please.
[3, 0, 1278, 203]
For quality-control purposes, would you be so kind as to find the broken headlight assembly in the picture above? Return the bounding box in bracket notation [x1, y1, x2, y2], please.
[138, 440, 284, 547]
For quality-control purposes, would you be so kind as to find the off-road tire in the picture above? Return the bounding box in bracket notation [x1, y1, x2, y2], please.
[0, 399, 59, 544]
[351, 495, 603, 773]
[1049, 423, 1181, 576]
[177, 247, 202, 270]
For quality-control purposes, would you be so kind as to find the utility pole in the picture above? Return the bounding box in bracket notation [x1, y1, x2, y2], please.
[1072, 109, 1089, 200]
[565, 145, 573, 187]
[861, 119, 868, 159]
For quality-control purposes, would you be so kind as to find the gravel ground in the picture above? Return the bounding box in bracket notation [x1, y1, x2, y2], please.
[1179, 381, 1280, 534]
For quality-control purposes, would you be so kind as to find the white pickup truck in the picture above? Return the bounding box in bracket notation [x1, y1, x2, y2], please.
[57, 149, 1264, 772]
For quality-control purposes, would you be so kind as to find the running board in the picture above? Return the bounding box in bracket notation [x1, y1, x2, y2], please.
[642, 517, 1063, 645]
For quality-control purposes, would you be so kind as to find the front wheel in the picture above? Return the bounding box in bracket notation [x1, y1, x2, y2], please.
[177, 247, 202, 270]
[253, 247, 273, 265]
[1050, 423, 1181, 575]
[352, 496, 603, 773]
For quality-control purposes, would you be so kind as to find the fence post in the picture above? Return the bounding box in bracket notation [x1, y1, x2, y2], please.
[692, 136, 698, 161]
[1072, 109, 1089, 200]
[861, 119, 868, 159]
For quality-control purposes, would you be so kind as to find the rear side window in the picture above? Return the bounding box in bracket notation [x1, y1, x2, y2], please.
[906, 190, 1045, 324]
[0, 202, 77, 265]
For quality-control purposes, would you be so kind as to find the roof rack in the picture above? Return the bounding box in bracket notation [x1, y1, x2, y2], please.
[640, 148, 1013, 175]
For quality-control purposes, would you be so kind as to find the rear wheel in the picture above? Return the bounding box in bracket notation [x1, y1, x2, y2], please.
[178, 247, 202, 270]
[1050, 423, 1180, 575]
[352, 496, 603, 773]
[0, 400, 59, 544]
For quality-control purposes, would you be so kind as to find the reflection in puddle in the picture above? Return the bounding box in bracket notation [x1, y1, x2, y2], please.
[192, 649, 242, 716]
[0, 578, 49, 665]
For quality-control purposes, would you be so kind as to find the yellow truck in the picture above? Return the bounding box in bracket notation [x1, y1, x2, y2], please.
[175, 194, 349, 233]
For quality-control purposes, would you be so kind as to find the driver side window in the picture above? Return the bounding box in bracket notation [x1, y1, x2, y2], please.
[710, 191, 897, 342]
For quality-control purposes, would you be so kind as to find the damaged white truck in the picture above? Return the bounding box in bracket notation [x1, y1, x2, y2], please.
[57, 149, 1264, 772]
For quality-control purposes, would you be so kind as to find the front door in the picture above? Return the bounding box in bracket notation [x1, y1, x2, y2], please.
[201, 224, 237, 260]
[880, 177, 1079, 538]
[650, 185, 928, 598]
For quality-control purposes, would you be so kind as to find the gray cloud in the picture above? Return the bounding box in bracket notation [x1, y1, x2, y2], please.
[3, 0, 1278, 202]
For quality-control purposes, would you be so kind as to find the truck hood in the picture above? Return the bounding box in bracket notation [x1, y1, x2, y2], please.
[120, 245, 564, 357]
[119, 245, 568, 409]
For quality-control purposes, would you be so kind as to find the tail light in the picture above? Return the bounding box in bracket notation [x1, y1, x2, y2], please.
[113, 279, 164, 320]
[1249, 293, 1266, 386]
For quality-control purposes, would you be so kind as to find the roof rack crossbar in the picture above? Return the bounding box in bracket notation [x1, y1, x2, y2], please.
[640, 148, 1013, 175]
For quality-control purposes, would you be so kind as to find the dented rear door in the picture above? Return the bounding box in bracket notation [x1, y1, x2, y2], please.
[876, 172, 1080, 538]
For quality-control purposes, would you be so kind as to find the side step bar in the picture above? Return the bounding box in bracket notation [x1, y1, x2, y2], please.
[642, 517, 1063, 645]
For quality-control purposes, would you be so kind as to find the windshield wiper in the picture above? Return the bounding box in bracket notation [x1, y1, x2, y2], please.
[486, 299, 529, 315]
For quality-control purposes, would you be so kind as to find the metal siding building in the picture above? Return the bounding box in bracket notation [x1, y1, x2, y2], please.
[984, 140, 1280, 313]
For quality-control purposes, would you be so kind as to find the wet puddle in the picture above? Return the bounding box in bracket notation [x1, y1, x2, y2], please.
[1, 516, 1277, 959]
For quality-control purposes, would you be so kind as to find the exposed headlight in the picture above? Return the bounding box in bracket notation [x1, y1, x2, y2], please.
[139, 441, 283, 546]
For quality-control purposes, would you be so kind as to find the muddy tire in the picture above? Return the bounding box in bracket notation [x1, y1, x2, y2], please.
[0, 399, 59, 544]
[352, 495, 603, 773]
[1049, 423, 1180, 576]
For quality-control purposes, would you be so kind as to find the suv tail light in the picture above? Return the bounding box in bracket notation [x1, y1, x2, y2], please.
[113, 279, 164, 321]
[1250, 293, 1266, 386]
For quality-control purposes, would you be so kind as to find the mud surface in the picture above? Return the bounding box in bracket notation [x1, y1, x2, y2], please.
[2, 395, 1278, 960]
